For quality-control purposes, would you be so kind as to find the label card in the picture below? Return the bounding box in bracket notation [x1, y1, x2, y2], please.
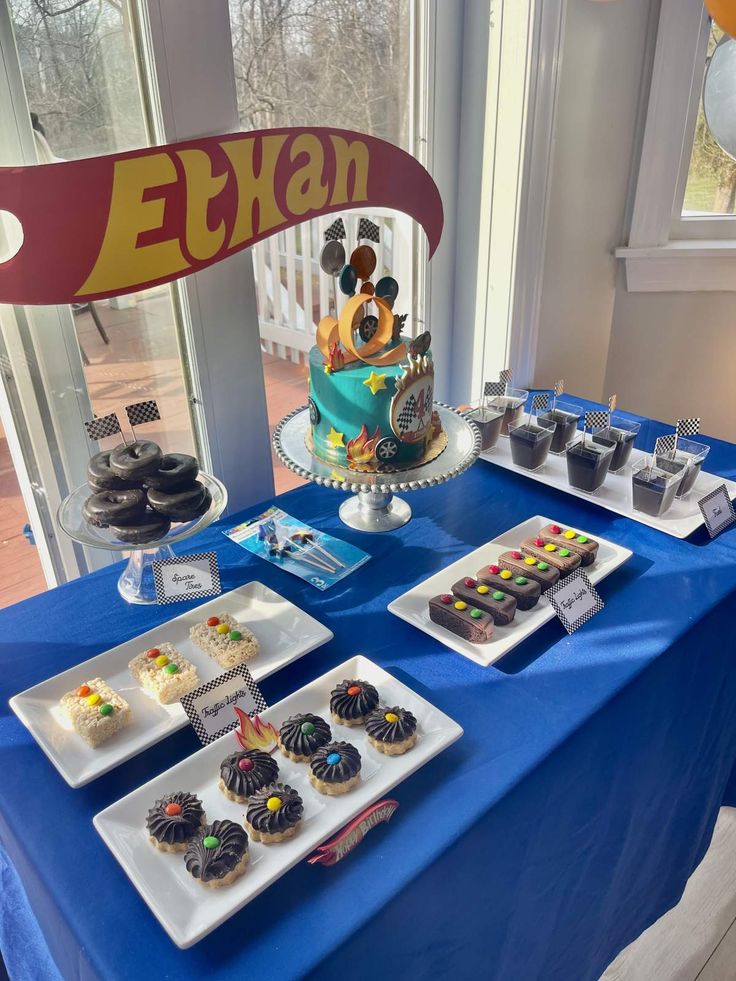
[546, 570, 604, 635]
[180, 664, 268, 745]
[152, 551, 221, 604]
[699, 484, 736, 539]
[307, 799, 399, 866]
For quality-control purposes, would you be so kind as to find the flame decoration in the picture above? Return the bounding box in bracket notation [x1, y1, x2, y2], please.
[346, 424, 381, 467]
[234, 708, 279, 754]
[324, 341, 345, 374]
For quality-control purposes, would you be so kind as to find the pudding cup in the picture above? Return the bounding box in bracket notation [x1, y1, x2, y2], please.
[465, 402, 504, 452]
[507, 417, 556, 471]
[661, 438, 710, 499]
[631, 462, 681, 517]
[592, 414, 641, 473]
[565, 434, 615, 494]
[487, 387, 529, 437]
[538, 400, 583, 455]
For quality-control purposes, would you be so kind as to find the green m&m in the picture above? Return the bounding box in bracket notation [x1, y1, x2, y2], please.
[470, 608, 483, 619]
[559, 549, 571, 557]
[301, 721, 316, 736]
[203, 836, 220, 849]
[229, 630, 242, 642]
[538, 562, 550, 571]
[576, 535, 588, 543]
[515, 577, 528, 585]
[492, 591, 505, 601]
[99, 703, 114, 717]
[164, 663, 179, 674]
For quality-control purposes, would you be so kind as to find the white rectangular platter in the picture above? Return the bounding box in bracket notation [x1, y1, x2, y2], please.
[388, 515, 632, 667]
[94, 655, 463, 948]
[10, 582, 332, 789]
[480, 440, 736, 539]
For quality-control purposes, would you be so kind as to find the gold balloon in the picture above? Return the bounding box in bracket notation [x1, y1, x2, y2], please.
[705, 0, 736, 39]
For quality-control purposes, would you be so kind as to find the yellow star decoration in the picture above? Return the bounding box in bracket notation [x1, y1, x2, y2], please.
[363, 371, 388, 396]
[326, 427, 345, 448]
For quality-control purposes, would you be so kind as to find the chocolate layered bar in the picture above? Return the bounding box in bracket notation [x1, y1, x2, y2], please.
[475, 564, 542, 610]
[536, 524, 599, 566]
[428, 594, 494, 643]
[60, 677, 132, 748]
[451, 577, 517, 626]
[498, 551, 560, 592]
[520, 538, 582, 574]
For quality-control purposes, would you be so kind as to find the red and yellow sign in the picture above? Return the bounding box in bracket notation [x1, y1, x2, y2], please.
[0, 127, 443, 305]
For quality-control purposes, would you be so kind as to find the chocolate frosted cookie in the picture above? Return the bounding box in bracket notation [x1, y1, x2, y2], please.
[520, 538, 581, 574]
[309, 741, 362, 795]
[428, 594, 494, 643]
[365, 706, 417, 756]
[475, 565, 541, 610]
[537, 524, 599, 565]
[277, 713, 332, 762]
[498, 551, 560, 592]
[218, 749, 279, 803]
[109, 440, 163, 481]
[329, 679, 379, 726]
[244, 783, 304, 843]
[451, 577, 517, 626]
[146, 791, 206, 852]
[184, 820, 249, 887]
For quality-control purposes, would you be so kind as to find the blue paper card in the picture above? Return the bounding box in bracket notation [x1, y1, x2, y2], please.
[224, 507, 370, 590]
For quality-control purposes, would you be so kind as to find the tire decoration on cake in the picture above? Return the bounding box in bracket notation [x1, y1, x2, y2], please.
[307, 217, 447, 473]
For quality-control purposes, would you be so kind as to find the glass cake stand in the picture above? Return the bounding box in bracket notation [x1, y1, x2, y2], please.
[273, 403, 481, 532]
[58, 472, 227, 604]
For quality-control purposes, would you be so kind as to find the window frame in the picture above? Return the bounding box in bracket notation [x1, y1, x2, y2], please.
[616, 0, 736, 292]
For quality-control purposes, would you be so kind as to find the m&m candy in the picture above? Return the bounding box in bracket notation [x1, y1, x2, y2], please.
[164, 802, 182, 816]
[146, 648, 160, 659]
[207, 617, 219, 627]
[77, 685, 91, 698]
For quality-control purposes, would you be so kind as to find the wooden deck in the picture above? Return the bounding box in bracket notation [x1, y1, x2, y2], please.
[0, 295, 307, 609]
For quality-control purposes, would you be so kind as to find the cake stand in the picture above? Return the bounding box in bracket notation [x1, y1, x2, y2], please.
[273, 403, 481, 532]
[58, 472, 227, 604]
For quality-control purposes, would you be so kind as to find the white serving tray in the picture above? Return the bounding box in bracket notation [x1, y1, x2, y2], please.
[10, 582, 333, 788]
[94, 655, 463, 948]
[480, 439, 736, 539]
[388, 515, 631, 667]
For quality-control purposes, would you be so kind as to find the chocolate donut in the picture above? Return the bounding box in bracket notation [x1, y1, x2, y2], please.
[109, 509, 171, 544]
[147, 483, 210, 522]
[109, 441, 162, 481]
[87, 451, 142, 491]
[82, 489, 147, 528]
[145, 453, 200, 491]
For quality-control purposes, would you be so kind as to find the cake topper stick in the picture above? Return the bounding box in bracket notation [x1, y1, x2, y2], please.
[553, 379, 564, 413]
[290, 531, 344, 569]
[530, 393, 548, 427]
[607, 394, 617, 429]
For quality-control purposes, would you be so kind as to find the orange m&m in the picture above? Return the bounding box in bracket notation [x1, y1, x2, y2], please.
[164, 802, 182, 816]
[347, 685, 362, 696]
[77, 685, 91, 697]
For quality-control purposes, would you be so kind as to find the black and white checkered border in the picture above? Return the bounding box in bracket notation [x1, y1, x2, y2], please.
[585, 410, 609, 431]
[125, 399, 160, 429]
[531, 393, 549, 412]
[324, 217, 346, 241]
[546, 570, 604, 635]
[698, 484, 736, 539]
[180, 664, 268, 745]
[654, 434, 677, 457]
[152, 551, 221, 605]
[357, 217, 380, 243]
[84, 412, 121, 441]
[676, 417, 700, 439]
[484, 380, 505, 398]
[499, 368, 513, 387]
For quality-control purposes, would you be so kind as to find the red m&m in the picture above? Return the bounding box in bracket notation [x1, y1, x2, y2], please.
[347, 685, 362, 696]
[464, 577, 476, 588]
[238, 757, 254, 772]
[534, 538, 544, 547]
[440, 594, 453, 604]
[207, 616, 220, 627]
[146, 648, 160, 659]
[511, 551, 523, 560]
[550, 525, 562, 534]
[164, 802, 182, 816]
[488, 565, 501, 575]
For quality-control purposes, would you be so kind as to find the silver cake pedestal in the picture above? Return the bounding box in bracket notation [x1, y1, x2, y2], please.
[273, 404, 481, 532]
[58, 472, 228, 604]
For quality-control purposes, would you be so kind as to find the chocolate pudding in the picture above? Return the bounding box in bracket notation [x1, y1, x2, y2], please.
[566, 438, 615, 493]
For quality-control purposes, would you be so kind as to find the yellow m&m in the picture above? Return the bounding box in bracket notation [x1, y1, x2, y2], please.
[155, 654, 169, 668]
[564, 530, 575, 539]
[476, 585, 489, 595]
[266, 796, 283, 812]
[500, 570, 512, 580]
[454, 601, 467, 611]
[86, 693, 101, 706]
[385, 712, 399, 724]
[216, 623, 229, 635]
[524, 557, 537, 565]
[544, 543, 556, 552]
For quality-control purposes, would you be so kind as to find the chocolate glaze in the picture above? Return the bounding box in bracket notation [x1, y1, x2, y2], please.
[451, 578, 517, 625]
[245, 783, 303, 834]
[184, 820, 248, 882]
[365, 706, 417, 744]
[219, 749, 279, 798]
[330, 680, 379, 721]
[310, 741, 362, 783]
[278, 713, 332, 756]
[146, 791, 204, 846]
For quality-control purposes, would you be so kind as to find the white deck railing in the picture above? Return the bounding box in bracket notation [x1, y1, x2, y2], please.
[253, 210, 415, 364]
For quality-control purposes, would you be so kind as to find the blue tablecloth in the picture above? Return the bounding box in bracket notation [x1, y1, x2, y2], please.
[2, 411, 736, 981]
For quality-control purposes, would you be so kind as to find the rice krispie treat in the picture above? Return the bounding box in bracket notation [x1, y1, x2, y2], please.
[128, 642, 199, 705]
[59, 677, 131, 748]
[189, 613, 259, 668]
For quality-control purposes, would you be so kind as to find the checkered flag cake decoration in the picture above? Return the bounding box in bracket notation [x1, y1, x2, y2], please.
[585, 410, 608, 431]
[84, 412, 122, 442]
[396, 393, 417, 436]
[499, 368, 513, 388]
[357, 217, 380, 243]
[554, 379, 565, 398]
[324, 218, 346, 241]
[484, 380, 505, 398]
[655, 434, 677, 457]
[676, 417, 700, 439]
[531, 393, 549, 412]
[125, 399, 161, 431]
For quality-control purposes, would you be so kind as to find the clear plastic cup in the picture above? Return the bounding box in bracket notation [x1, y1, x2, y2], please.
[592, 414, 641, 473]
[537, 400, 583, 455]
[565, 434, 615, 493]
[508, 416, 556, 471]
[631, 462, 681, 517]
[486, 387, 529, 437]
[464, 400, 504, 452]
[662, 437, 710, 499]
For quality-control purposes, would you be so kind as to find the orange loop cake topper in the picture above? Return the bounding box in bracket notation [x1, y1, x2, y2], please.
[316, 293, 405, 367]
[0, 127, 443, 305]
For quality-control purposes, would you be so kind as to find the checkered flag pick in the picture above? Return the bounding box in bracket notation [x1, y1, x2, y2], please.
[84, 412, 122, 442]
[357, 218, 380, 243]
[585, 410, 608, 431]
[324, 218, 346, 242]
[499, 368, 513, 388]
[655, 434, 677, 457]
[125, 399, 161, 432]
[676, 417, 700, 439]
[396, 393, 417, 436]
[532, 393, 549, 413]
[554, 379, 565, 398]
[484, 380, 505, 398]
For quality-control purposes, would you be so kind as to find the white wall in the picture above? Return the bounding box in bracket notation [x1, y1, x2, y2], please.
[532, 0, 736, 442]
